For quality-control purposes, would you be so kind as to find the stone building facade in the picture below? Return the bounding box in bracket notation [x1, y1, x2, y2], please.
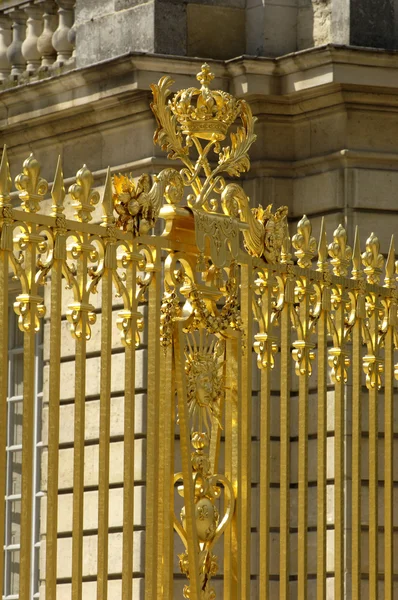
[1, 0, 398, 598]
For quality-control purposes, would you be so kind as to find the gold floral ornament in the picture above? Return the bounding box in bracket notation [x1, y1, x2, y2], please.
[15, 153, 48, 213]
[69, 164, 100, 223]
[292, 214, 317, 269]
[328, 224, 352, 277]
[361, 232, 384, 285]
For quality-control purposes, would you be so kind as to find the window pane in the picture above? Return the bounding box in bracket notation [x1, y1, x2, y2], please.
[9, 549, 20, 595]
[8, 400, 23, 447]
[12, 314, 24, 349]
[9, 450, 22, 496]
[12, 354, 24, 397]
[9, 499, 21, 546]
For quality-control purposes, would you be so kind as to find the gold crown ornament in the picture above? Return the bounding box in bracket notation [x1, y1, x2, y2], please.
[169, 63, 241, 141]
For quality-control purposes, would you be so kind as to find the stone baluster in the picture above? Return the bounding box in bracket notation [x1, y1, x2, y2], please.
[52, 0, 74, 67]
[37, 0, 57, 69]
[0, 16, 12, 84]
[67, 19, 75, 66]
[5, 9, 27, 78]
[21, 4, 43, 73]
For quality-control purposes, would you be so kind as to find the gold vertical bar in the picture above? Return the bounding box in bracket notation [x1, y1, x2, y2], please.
[334, 293, 345, 600]
[72, 321, 87, 600]
[297, 301, 310, 600]
[97, 253, 113, 600]
[72, 236, 89, 600]
[45, 252, 63, 599]
[19, 241, 37, 600]
[46, 156, 65, 599]
[157, 345, 174, 597]
[144, 250, 161, 600]
[174, 321, 201, 600]
[0, 148, 10, 597]
[316, 308, 327, 600]
[368, 302, 379, 600]
[351, 319, 362, 600]
[384, 325, 393, 600]
[258, 269, 273, 600]
[238, 263, 252, 600]
[224, 335, 238, 600]
[121, 245, 137, 600]
[0, 241, 9, 597]
[279, 286, 292, 600]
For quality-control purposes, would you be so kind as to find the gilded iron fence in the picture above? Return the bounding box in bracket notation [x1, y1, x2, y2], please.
[0, 63, 397, 600]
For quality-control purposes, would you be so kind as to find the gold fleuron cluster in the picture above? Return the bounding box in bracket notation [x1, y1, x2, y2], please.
[169, 63, 241, 141]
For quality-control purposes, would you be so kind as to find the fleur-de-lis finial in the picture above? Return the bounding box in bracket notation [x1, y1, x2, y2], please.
[384, 235, 396, 288]
[292, 214, 317, 268]
[196, 63, 214, 88]
[316, 217, 328, 272]
[15, 153, 48, 213]
[361, 232, 384, 285]
[0, 145, 12, 209]
[328, 224, 352, 277]
[351, 226, 364, 281]
[51, 156, 65, 218]
[69, 164, 100, 223]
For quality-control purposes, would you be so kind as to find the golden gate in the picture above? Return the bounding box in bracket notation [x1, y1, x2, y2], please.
[0, 63, 396, 599]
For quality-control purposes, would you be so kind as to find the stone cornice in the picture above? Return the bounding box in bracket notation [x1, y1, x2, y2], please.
[3, 46, 398, 147]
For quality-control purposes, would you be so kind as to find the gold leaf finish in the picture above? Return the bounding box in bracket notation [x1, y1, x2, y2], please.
[0, 67, 396, 600]
[361, 232, 384, 285]
[292, 214, 317, 269]
[15, 153, 48, 213]
[69, 164, 100, 223]
[328, 224, 352, 277]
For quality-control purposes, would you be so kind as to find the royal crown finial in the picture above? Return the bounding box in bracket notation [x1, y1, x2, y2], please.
[197, 63, 214, 88]
[169, 63, 240, 141]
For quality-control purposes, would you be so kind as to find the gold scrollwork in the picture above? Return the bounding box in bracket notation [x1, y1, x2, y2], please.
[174, 331, 234, 600]
[14, 293, 45, 332]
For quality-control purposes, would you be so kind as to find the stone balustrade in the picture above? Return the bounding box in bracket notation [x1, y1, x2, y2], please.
[0, 0, 75, 86]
